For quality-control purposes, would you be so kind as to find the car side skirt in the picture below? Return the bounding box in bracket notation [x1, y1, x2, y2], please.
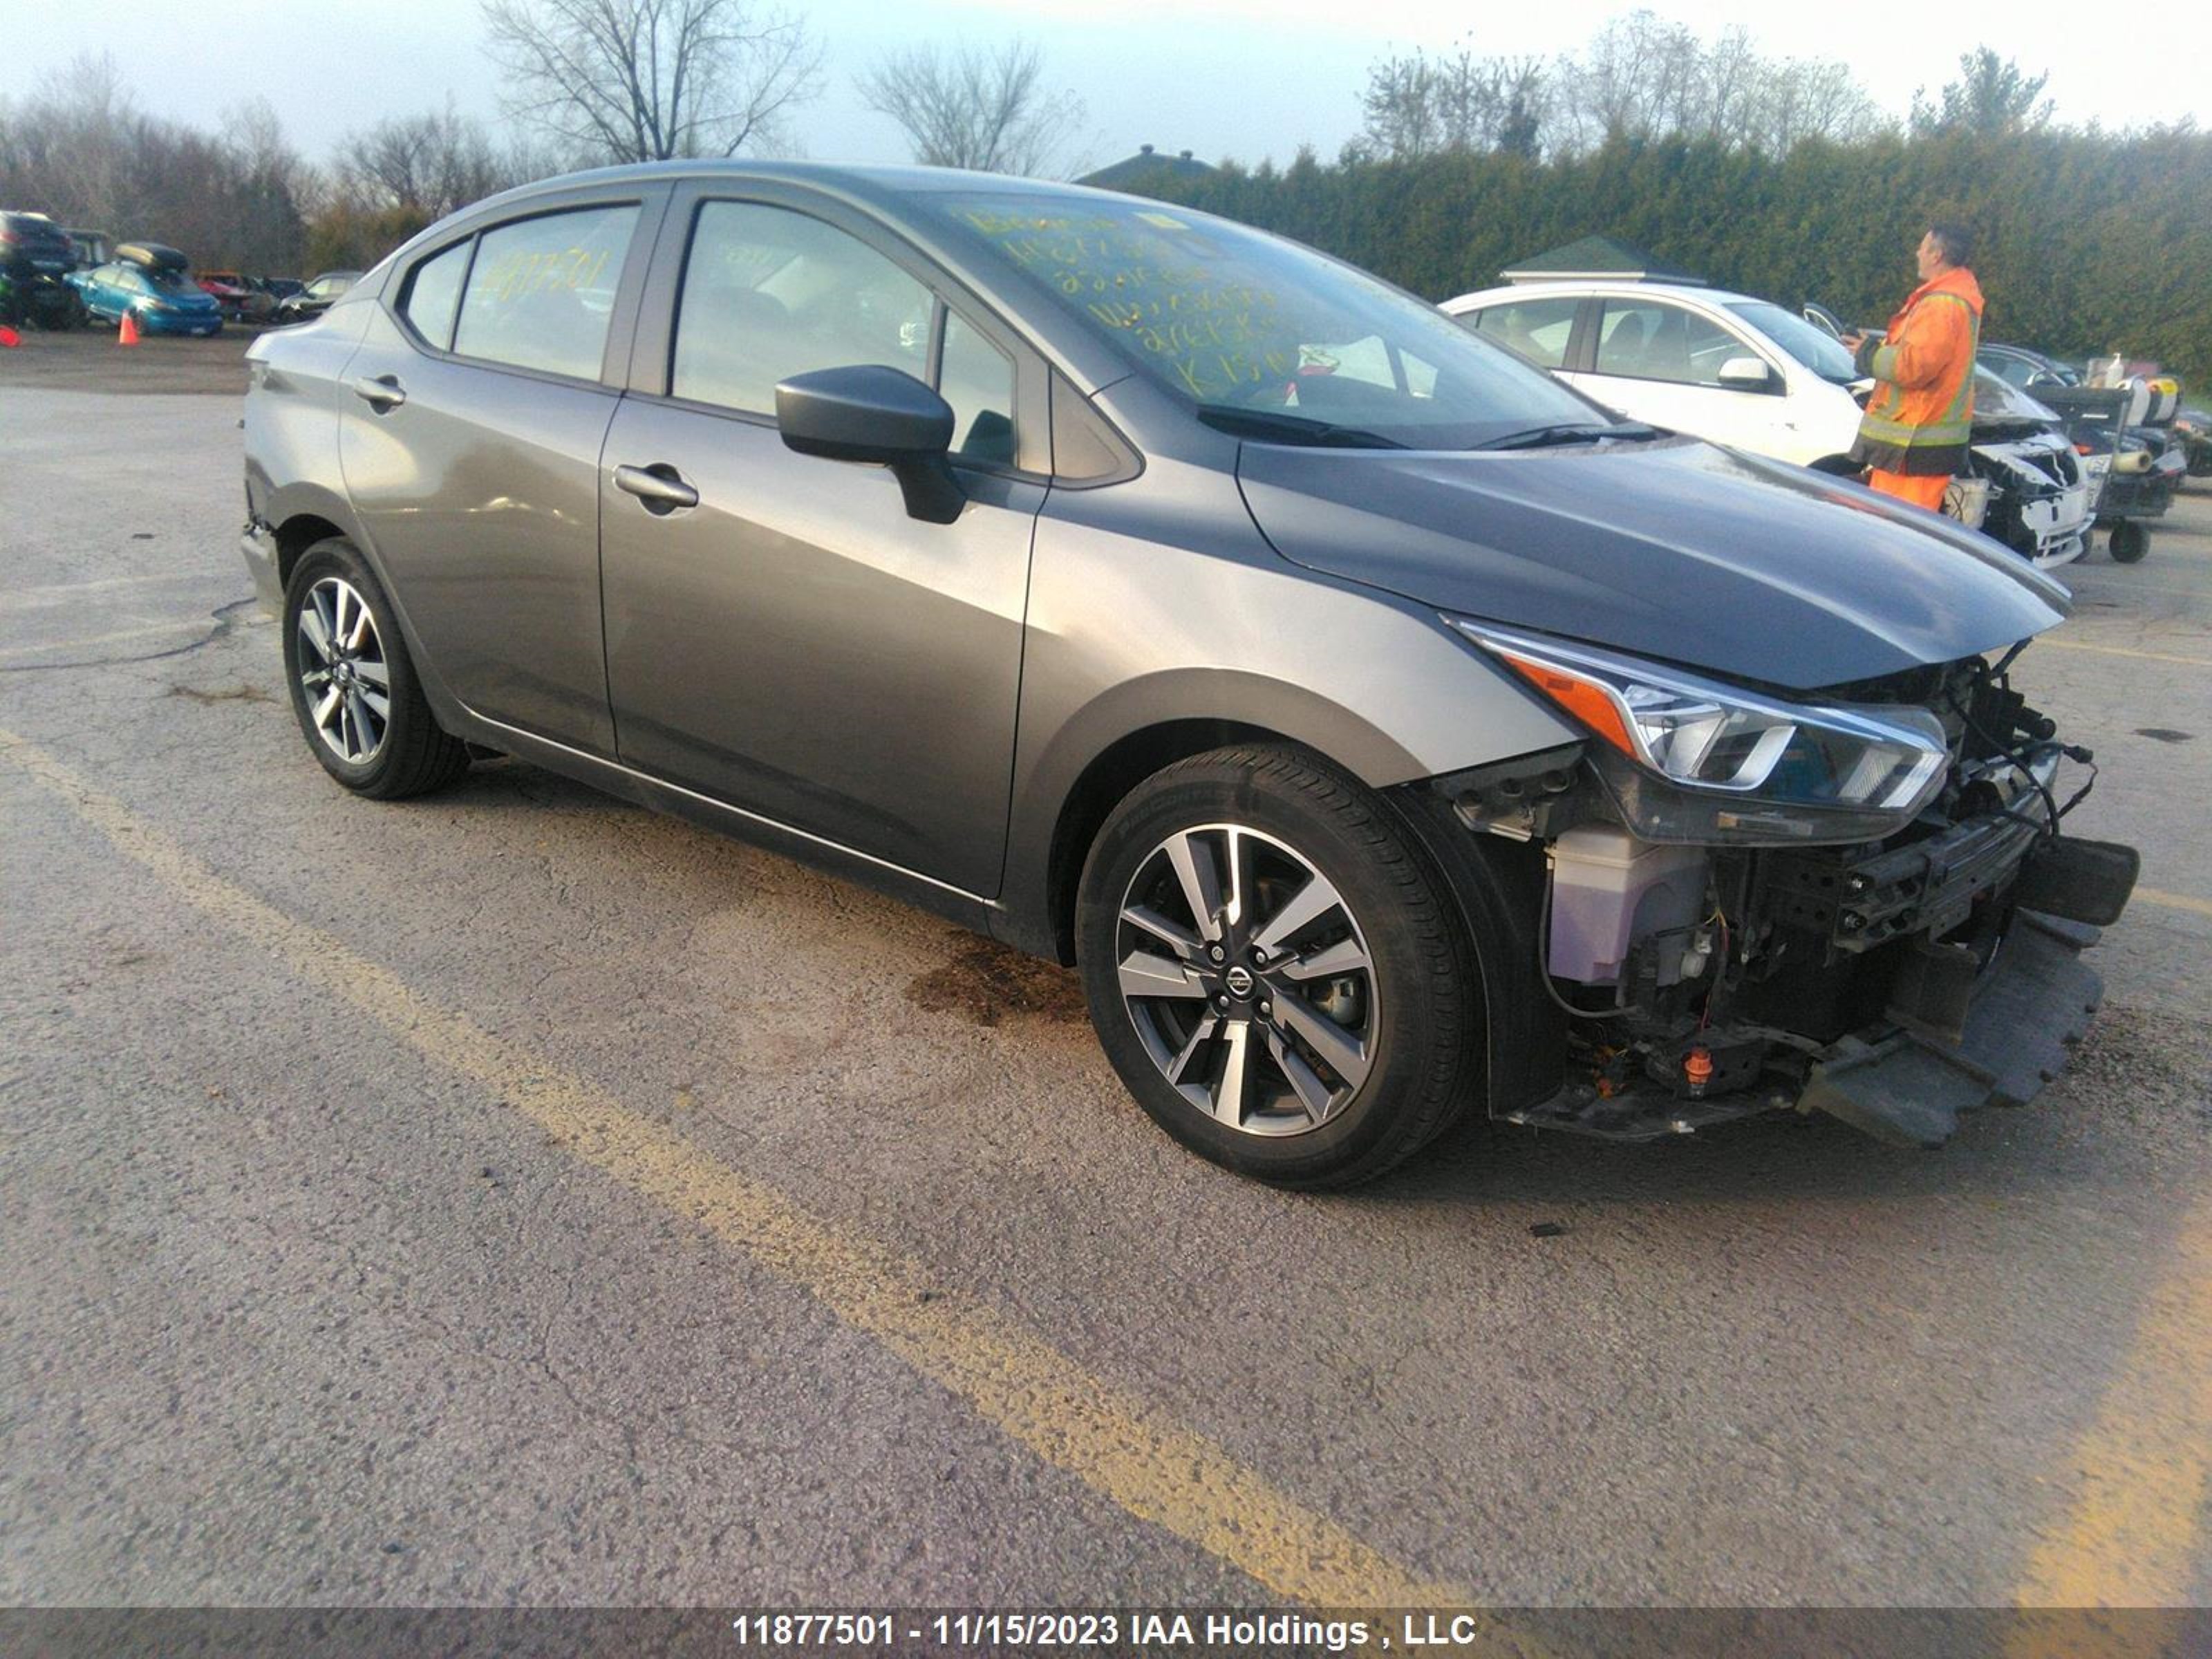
[435, 708, 1000, 938]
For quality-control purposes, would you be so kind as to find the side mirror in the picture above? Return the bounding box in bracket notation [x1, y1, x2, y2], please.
[776, 364, 964, 524]
[1716, 356, 1775, 391]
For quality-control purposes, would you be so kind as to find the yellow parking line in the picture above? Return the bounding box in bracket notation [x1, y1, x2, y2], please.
[0, 727, 1468, 1614]
[2135, 886, 2212, 921]
[2013, 1199, 2212, 1608]
[2038, 637, 2212, 668]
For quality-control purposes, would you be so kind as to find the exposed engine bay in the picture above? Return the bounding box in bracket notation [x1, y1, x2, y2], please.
[1434, 649, 2139, 1147]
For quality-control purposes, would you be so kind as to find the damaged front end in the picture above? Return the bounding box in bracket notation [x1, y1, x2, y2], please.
[1434, 629, 2138, 1149]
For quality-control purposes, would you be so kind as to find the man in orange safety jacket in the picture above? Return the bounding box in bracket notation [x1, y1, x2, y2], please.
[1844, 223, 1984, 512]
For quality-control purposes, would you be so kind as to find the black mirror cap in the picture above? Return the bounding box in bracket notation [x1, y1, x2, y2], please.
[776, 365, 964, 524]
[776, 365, 955, 465]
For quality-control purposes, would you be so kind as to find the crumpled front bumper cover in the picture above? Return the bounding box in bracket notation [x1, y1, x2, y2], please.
[1799, 911, 2103, 1149]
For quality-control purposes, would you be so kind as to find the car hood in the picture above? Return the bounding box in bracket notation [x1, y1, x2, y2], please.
[1236, 436, 2070, 691]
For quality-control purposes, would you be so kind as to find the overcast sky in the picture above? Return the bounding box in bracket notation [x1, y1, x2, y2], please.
[4, 0, 2205, 171]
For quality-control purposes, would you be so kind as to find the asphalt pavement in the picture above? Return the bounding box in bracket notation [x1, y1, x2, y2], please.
[3, 341, 2209, 1637]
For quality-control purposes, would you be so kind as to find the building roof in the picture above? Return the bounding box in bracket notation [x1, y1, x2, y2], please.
[1499, 234, 1706, 286]
[1075, 145, 1217, 191]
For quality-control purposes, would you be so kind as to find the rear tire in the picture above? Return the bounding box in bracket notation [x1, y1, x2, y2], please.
[1075, 745, 1480, 1188]
[281, 538, 470, 799]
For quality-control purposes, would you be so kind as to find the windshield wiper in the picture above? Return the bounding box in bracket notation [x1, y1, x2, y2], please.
[1474, 421, 1660, 452]
[1194, 406, 1409, 449]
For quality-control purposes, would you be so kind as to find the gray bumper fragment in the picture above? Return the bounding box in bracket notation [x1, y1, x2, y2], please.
[1801, 911, 2104, 1149]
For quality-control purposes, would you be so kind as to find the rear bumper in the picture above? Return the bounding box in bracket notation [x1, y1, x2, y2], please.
[240, 523, 282, 615]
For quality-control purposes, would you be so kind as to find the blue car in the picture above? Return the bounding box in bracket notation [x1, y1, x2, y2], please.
[68, 244, 223, 336]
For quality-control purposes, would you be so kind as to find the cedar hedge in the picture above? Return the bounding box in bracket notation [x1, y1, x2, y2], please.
[1125, 126, 2212, 388]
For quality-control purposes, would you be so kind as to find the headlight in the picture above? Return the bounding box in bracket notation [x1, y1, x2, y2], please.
[1447, 619, 1951, 844]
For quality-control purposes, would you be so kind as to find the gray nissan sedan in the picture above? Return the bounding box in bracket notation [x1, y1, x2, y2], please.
[241, 162, 2137, 1185]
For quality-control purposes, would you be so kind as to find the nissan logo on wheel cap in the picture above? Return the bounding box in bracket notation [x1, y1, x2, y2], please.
[1224, 965, 1255, 998]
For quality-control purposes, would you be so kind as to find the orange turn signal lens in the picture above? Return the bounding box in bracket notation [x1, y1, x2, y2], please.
[1500, 653, 1639, 758]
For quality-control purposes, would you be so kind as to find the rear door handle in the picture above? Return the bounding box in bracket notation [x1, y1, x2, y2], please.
[613, 462, 699, 513]
[348, 374, 406, 410]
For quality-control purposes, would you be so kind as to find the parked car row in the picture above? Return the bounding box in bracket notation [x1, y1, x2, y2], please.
[2, 206, 355, 335]
[1441, 278, 2097, 569]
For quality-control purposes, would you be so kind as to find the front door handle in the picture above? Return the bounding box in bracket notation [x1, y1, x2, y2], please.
[614, 462, 700, 513]
[348, 373, 406, 410]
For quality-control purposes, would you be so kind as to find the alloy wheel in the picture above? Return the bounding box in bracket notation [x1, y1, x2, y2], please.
[1114, 823, 1379, 1136]
[295, 576, 391, 764]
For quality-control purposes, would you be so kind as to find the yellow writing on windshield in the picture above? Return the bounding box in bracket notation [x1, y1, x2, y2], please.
[958, 207, 1287, 400]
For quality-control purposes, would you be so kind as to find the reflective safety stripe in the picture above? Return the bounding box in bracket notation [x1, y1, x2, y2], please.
[1857, 410, 1974, 447]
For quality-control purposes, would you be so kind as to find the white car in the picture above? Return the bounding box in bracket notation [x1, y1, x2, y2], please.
[1440, 279, 2090, 567]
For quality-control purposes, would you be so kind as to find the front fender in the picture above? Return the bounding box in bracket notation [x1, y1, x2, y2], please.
[994, 457, 1578, 952]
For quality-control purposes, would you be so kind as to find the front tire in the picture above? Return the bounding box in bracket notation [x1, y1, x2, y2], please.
[281, 538, 469, 798]
[1075, 746, 1480, 1188]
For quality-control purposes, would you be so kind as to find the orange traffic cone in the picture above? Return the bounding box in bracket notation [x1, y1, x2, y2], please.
[0, 324, 21, 348]
[118, 310, 140, 346]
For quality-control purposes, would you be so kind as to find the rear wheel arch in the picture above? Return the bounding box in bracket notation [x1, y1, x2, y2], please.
[274, 513, 348, 592]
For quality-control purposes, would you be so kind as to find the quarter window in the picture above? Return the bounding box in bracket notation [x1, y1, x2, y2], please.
[673, 202, 932, 415]
[1595, 299, 1745, 387]
[938, 309, 1015, 465]
[1464, 297, 1580, 369]
[451, 204, 639, 380]
[401, 241, 471, 350]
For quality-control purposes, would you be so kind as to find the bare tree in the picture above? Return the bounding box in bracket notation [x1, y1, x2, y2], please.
[1359, 51, 1553, 161]
[1755, 59, 1885, 150]
[338, 103, 509, 218]
[857, 40, 1086, 176]
[1353, 14, 1883, 160]
[1359, 54, 1446, 162]
[0, 55, 317, 271]
[481, 0, 821, 163]
[221, 96, 314, 270]
[12, 53, 138, 229]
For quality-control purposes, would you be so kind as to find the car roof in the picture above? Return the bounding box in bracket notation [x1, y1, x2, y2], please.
[479, 158, 1129, 209]
[1443, 279, 1768, 312]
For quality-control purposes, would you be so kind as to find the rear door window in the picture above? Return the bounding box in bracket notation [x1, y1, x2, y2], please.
[452, 204, 639, 379]
[1464, 296, 1580, 369]
[1595, 299, 1745, 386]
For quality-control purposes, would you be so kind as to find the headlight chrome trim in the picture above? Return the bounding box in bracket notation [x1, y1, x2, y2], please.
[1445, 617, 1953, 841]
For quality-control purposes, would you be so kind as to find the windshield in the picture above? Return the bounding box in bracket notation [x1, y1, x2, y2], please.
[142, 266, 198, 294]
[1973, 368, 2059, 425]
[1726, 300, 1857, 384]
[927, 192, 1602, 447]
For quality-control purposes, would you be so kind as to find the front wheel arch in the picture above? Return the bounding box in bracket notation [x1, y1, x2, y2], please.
[1044, 718, 1326, 965]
